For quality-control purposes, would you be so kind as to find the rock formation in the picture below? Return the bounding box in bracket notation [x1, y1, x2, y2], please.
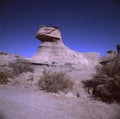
[116, 44, 120, 55]
[100, 50, 117, 64]
[0, 52, 22, 67]
[30, 25, 99, 69]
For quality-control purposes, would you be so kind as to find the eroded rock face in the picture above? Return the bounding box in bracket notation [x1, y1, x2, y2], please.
[0, 52, 22, 67]
[30, 25, 100, 70]
[100, 50, 117, 64]
[36, 25, 61, 42]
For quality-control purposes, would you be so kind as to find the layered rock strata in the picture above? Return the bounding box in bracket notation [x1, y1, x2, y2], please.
[30, 25, 99, 69]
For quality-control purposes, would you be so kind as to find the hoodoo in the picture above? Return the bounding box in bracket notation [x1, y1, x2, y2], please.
[30, 25, 99, 69]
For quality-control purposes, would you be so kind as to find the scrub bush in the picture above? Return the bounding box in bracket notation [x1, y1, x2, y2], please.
[9, 59, 34, 76]
[83, 55, 120, 103]
[38, 70, 74, 93]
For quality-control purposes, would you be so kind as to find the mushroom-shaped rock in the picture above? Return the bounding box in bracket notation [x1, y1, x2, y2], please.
[30, 25, 99, 70]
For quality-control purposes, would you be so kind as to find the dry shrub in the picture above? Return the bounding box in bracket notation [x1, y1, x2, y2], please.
[0, 59, 34, 85]
[38, 70, 74, 93]
[82, 55, 120, 103]
[8, 59, 34, 76]
[0, 70, 13, 84]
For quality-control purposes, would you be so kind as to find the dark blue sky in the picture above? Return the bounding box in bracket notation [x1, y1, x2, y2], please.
[0, 0, 120, 57]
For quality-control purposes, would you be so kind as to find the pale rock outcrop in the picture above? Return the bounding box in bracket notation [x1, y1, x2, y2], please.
[0, 52, 22, 67]
[30, 25, 99, 69]
[36, 25, 61, 41]
[100, 50, 117, 64]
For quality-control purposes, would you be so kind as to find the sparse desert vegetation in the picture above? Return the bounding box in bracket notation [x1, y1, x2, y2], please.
[38, 70, 74, 93]
[0, 59, 34, 85]
[83, 55, 120, 103]
[0, 70, 13, 84]
[8, 59, 34, 77]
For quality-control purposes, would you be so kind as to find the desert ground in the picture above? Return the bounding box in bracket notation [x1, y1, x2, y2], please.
[0, 69, 120, 119]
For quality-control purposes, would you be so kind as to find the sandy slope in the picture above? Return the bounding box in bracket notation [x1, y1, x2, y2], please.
[0, 85, 120, 119]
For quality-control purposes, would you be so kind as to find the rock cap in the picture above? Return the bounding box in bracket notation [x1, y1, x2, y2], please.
[36, 25, 62, 41]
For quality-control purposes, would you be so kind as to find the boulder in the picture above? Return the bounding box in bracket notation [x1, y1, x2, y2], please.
[36, 25, 61, 41]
